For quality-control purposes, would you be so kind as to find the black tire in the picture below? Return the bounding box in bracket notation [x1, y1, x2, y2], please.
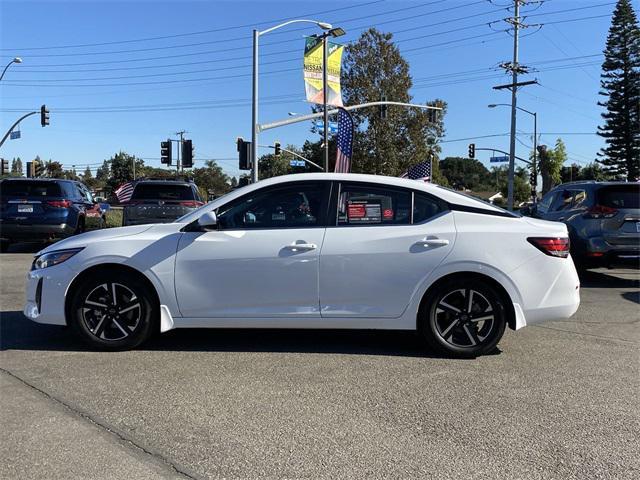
[74, 216, 85, 235]
[68, 271, 157, 350]
[419, 279, 507, 358]
[0, 240, 10, 253]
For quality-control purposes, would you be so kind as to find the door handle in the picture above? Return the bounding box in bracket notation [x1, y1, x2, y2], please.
[414, 238, 449, 248]
[284, 242, 317, 252]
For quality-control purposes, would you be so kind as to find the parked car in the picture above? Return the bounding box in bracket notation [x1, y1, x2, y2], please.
[0, 178, 105, 252]
[24, 173, 580, 357]
[121, 179, 204, 226]
[524, 181, 639, 269]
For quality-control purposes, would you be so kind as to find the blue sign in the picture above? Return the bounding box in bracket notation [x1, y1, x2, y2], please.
[9, 131, 20, 140]
[313, 121, 338, 134]
[289, 160, 306, 167]
[490, 156, 509, 163]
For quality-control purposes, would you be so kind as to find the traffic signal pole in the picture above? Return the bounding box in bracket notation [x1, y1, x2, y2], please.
[0, 111, 37, 149]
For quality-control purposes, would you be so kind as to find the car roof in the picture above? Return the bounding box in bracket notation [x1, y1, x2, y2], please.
[134, 179, 193, 185]
[234, 173, 506, 212]
[552, 181, 636, 189]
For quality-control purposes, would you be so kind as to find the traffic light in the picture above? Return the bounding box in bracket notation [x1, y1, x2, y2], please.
[428, 108, 437, 123]
[274, 141, 281, 156]
[0, 159, 8, 176]
[40, 105, 50, 127]
[161, 140, 172, 165]
[182, 139, 194, 168]
[529, 169, 537, 187]
[380, 95, 387, 120]
[237, 137, 251, 170]
[34, 160, 44, 177]
[468, 143, 475, 159]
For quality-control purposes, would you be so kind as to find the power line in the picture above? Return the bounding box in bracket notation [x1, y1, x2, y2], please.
[0, 0, 385, 51]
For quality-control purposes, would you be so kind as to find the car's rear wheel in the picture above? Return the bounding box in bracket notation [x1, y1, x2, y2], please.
[420, 279, 507, 358]
[68, 271, 157, 350]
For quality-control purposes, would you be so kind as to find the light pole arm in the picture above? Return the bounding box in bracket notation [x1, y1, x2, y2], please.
[0, 111, 37, 149]
[258, 101, 442, 132]
[259, 19, 328, 36]
[0, 60, 16, 81]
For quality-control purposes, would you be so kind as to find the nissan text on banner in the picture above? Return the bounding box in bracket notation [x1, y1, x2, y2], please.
[303, 36, 344, 106]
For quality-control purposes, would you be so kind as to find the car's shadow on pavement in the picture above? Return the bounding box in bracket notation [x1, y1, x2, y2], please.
[0, 310, 498, 359]
[578, 268, 639, 288]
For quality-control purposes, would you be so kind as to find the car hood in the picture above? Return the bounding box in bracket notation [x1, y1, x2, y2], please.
[38, 224, 157, 255]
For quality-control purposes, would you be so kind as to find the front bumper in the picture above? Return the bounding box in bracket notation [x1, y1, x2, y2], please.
[1, 223, 75, 240]
[24, 263, 75, 326]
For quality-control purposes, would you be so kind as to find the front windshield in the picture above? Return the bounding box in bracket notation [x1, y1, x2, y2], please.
[174, 190, 234, 223]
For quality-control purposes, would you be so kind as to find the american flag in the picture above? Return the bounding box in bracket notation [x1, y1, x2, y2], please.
[334, 108, 354, 173]
[114, 181, 135, 203]
[400, 160, 432, 182]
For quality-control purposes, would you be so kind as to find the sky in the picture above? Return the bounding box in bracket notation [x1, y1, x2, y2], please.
[0, 0, 627, 180]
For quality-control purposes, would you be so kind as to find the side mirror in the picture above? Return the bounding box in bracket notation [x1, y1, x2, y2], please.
[197, 211, 218, 231]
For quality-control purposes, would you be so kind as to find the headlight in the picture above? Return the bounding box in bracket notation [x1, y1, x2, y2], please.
[32, 248, 83, 270]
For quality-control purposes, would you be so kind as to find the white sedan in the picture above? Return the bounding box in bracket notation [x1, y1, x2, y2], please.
[24, 173, 580, 357]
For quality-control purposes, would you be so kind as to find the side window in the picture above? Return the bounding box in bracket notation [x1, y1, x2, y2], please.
[572, 190, 587, 208]
[337, 183, 411, 226]
[537, 191, 556, 215]
[552, 190, 574, 211]
[413, 192, 445, 223]
[217, 182, 327, 230]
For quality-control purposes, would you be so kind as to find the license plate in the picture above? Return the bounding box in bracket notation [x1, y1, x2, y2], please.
[17, 205, 33, 213]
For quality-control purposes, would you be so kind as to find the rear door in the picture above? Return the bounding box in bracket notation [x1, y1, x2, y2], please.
[319, 182, 455, 318]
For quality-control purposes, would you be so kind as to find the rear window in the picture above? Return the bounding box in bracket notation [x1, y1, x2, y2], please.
[131, 183, 196, 201]
[0, 180, 62, 197]
[598, 185, 639, 209]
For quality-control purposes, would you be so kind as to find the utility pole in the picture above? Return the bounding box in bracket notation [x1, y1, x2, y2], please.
[175, 130, 186, 174]
[493, 0, 537, 210]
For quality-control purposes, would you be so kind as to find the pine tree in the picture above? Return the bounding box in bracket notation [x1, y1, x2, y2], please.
[597, 0, 640, 180]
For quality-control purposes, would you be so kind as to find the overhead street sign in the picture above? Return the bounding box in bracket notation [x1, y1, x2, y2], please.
[490, 156, 509, 163]
[289, 160, 306, 167]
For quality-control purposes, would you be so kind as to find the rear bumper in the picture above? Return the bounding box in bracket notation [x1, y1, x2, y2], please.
[0, 223, 75, 240]
[574, 235, 640, 268]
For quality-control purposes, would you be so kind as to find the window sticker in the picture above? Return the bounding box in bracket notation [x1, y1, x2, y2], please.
[347, 200, 382, 223]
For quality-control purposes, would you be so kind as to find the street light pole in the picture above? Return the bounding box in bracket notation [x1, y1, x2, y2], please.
[0, 57, 22, 81]
[322, 35, 329, 172]
[251, 29, 259, 183]
[250, 19, 332, 184]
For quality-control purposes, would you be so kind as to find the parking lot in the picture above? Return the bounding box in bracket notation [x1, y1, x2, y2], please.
[1, 246, 638, 480]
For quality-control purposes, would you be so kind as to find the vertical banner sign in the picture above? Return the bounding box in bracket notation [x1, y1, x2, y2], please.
[303, 36, 344, 106]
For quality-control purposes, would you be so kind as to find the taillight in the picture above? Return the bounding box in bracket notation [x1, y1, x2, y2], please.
[527, 237, 570, 258]
[46, 200, 72, 208]
[584, 204, 617, 219]
[179, 201, 204, 207]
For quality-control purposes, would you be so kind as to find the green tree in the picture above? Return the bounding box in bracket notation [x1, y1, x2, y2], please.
[341, 28, 447, 177]
[538, 138, 567, 194]
[106, 151, 144, 192]
[439, 157, 492, 190]
[96, 160, 110, 182]
[579, 162, 612, 181]
[258, 144, 311, 179]
[45, 160, 64, 178]
[191, 160, 231, 199]
[10, 157, 23, 176]
[597, 0, 640, 180]
[499, 166, 530, 206]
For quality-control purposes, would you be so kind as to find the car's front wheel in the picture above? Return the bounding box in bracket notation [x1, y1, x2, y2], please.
[420, 279, 507, 358]
[68, 271, 157, 350]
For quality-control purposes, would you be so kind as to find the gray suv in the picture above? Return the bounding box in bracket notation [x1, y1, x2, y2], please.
[528, 181, 639, 268]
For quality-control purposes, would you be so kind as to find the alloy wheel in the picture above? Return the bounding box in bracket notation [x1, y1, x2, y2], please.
[434, 288, 496, 348]
[82, 282, 142, 341]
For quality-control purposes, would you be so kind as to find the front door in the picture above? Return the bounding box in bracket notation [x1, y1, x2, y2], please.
[175, 181, 330, 318]
[319, 182, 456, 318]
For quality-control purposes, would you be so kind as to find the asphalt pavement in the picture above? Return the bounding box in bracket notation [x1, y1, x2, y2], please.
[1, 244, 638, 479]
